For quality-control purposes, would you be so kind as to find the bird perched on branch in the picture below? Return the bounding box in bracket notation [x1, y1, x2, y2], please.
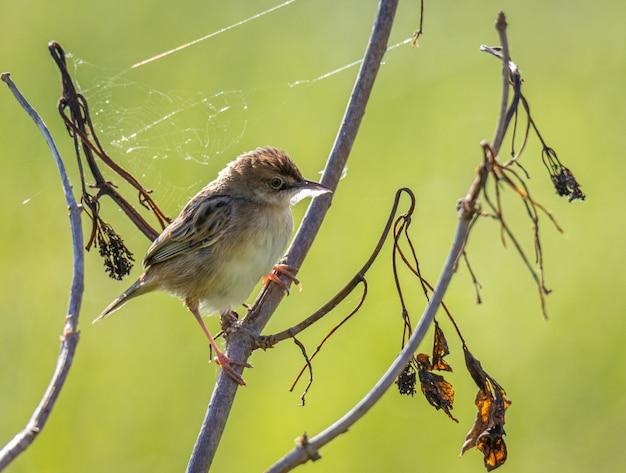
[94, 147, 330, 385]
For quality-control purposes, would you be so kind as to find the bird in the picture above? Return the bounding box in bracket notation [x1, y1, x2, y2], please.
[93, 146, 330, 385]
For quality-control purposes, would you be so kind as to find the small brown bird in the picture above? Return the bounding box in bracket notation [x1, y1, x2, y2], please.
[94, 147, 330, 385]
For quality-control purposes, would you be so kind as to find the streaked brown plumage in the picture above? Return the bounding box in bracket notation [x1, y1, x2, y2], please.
[94, 147, 329, 385]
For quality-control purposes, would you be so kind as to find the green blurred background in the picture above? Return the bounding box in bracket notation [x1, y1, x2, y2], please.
[1, 0, 623, 472]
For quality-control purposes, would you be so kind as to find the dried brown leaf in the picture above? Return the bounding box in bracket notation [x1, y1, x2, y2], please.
[432, 321, 452, 372]
[461, 347, 511, 471]
[414, 325, 457, 422]
[415, 352, 431, 370]
[417, 368, 458, 422]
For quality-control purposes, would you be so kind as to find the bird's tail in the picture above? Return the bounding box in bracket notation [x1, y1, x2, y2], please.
[93, 277, 154, 324]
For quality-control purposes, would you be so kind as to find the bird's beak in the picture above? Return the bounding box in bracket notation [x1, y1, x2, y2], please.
[290, 179, 332, 205]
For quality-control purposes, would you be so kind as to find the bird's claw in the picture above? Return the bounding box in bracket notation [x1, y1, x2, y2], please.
[211, 351, 253, 386]
[263, 263, 302, 295]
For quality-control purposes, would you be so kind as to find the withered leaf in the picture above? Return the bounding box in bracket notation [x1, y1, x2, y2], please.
[415, 352, 431, 370]
[460, 347, 511, 471]
[417, 368, 458, 422]
[464, 344, 487, 388]
[409, 322, 456, 420]
[432, 320, 453, 372]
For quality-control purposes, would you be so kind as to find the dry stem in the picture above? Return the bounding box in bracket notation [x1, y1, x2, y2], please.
[0, 73, 84, 471]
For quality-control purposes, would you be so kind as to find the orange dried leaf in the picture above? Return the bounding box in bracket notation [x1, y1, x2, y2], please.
[461, 347, 511, 471]
[477, 432, 507, 471]
[416, 353, 431, 370]
[461, 389, 491, 453]
[417, 366, 458, 422]
[432, 321, 453, 372]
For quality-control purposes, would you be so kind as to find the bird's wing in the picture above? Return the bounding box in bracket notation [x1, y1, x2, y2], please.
[143, 194, 232, 267]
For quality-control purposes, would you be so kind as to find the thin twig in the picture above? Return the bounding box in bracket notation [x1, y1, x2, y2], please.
[288, 279, 367, 394]
[291, 337, 314, 406]
[185, 1, 399, 471]
[490, 12, 512, 152]
[0, 73, 84, 471]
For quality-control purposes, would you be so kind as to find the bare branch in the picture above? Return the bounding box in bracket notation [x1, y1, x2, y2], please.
[0, 73, 84, 471]
[491, 11, 513, 153]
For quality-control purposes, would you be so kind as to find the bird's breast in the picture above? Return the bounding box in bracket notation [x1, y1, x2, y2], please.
[233, 205, 293, 280]
[203, 205, 293, 312]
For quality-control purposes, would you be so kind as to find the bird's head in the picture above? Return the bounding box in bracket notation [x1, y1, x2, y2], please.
[223, 147, 330, 207]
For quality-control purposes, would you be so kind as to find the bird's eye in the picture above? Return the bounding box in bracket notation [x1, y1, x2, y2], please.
[270, 176, 284, 190]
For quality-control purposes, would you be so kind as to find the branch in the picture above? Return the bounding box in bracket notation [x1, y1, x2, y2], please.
[49, 41, 170, 243]
[185, 0, 399, 471]
[484, 12, 517, 155]
[0, 73, 84, 470]
[490, 12, 513, 153]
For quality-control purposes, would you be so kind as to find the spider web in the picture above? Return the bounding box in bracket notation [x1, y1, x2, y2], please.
[67, 57, 248, 206]
[60, 1, 303, 208]
[62, 0, 410, 209]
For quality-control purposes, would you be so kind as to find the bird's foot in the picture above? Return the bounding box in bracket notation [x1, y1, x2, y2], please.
[263, 263, 302, 295]
[211, 349, 253, 386]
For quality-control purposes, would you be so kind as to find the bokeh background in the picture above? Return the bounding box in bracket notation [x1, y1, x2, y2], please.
[1, 1, 623, 472]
